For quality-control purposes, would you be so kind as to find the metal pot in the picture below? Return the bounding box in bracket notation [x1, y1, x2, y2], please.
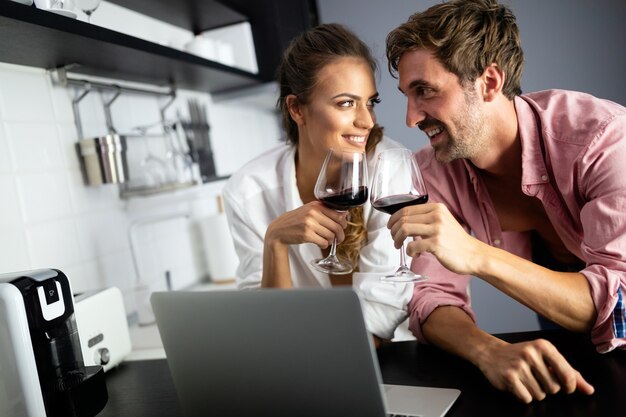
[77, 134, 129, 186]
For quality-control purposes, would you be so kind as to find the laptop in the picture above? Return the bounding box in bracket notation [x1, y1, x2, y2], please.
[151, 288, 460, 417]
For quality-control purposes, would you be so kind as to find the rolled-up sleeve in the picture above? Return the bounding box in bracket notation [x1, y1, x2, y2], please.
[407, 253, 475, 342]
[577, 118, 626, 352]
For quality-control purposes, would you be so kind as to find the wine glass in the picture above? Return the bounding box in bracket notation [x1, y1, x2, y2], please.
[371, 148, 429, 283]
[75, 0, 100, 22]
[311, 148, 369, 275]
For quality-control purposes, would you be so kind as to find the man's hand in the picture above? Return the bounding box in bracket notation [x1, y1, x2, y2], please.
[387, 202, 484, 275]
[477, 338, 595, 403]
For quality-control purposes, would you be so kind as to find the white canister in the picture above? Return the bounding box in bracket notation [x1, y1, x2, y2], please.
[200, 196, 238, 282]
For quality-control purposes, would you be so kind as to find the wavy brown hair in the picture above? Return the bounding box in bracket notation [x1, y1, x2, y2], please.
[276, 23, 383, 269]
[386, 0, 523, 99]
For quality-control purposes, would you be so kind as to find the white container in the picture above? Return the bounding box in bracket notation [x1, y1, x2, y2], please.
[33, 0, 77, 18]
[184, 36, 217, 61]
[198, 21, 258, 73]
[200, 196, 238, 282]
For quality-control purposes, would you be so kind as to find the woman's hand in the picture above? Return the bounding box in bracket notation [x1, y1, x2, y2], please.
[387, 202, 485, 276]
[265, 200, 348, 249]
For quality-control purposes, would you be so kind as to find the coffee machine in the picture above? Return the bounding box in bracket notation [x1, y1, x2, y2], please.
[0, 269, 108, 417]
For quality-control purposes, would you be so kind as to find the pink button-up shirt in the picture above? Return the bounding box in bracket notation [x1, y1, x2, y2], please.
[410, 89, 626, 353]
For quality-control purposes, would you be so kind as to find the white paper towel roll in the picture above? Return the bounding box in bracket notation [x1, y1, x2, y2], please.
[201, 212, 238, 282]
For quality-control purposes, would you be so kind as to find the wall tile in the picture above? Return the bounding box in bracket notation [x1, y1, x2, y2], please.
[115, 94, 160, 134]
[72, 88, 107, 137]
[0, 175, 22, 228]
[0, 65, 55, 123]
[26, 219, 82, 268]
[0, 227, 30, 272]
[49, 82, 76, 124]
[17, 172, 73, 224]
[211, 104, 281, 176]
[57, 122, 80, 170]
[5, 122, 64, 173]
[0, 123, 12, 173]
[97, 249, 137, 304]
[67, 170, 123, 214]
[75, 210, 130, 260]
[57, 261, 105, 294]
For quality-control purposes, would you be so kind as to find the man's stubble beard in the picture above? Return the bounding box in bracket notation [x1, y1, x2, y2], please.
[434, 88, 488, 164]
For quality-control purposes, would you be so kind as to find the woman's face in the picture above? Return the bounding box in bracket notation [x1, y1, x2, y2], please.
[292, 57, 379, 162]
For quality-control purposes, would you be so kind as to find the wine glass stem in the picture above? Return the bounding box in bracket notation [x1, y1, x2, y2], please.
[399, 241, 408, 269]
[329, 237, 338, 258]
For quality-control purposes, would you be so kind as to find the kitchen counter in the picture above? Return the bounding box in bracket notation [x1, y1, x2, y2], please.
[125, 280, 237, 361]
[100, 329, 626, 417]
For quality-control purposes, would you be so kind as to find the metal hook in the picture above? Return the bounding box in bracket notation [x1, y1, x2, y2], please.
[103, 86, 122, 134]
[159, 91, 177, 132]
[72, 83, 92, 140]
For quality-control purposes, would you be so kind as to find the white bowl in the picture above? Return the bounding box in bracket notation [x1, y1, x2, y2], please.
[34, 0, 77, 19]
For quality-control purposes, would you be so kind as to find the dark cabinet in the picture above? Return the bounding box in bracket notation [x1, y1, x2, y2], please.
[0, 0, 317, 92]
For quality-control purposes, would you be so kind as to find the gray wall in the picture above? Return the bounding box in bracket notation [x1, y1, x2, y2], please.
[317, 0, 626, 333]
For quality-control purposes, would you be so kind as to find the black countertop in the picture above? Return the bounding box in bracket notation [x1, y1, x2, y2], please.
[100, 329, 626, 417]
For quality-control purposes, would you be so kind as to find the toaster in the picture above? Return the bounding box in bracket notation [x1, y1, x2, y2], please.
[74, 286, 132, 372]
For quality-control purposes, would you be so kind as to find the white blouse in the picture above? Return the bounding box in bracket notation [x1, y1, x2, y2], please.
[223, 137, 414, 340]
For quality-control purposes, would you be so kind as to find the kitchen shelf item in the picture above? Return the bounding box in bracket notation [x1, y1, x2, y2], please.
[200, 195, 238, 283]
[72, 78, 130, 186]
[77, 134, 129, 185]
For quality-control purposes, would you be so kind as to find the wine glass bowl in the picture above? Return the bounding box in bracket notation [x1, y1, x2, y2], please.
[311, 149, 368, 275]
[75, 0, 101, 22]
[370, 148, 429, 283]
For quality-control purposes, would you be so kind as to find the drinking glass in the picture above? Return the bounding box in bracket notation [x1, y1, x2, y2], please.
[75, 0, 100, 22]
[311, 148, 368, 275]
[370, 148, 429, 283]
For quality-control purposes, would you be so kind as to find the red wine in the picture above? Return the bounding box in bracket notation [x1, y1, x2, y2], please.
[320, 186, 369, 210]
[372, 194, 428, 214]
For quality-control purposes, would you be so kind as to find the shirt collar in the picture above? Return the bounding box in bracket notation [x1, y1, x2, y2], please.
[515, 95, 550, 186]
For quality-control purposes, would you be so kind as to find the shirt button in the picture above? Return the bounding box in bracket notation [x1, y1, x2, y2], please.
[541, 175, 548, 181]
[493, 239, 501, 246]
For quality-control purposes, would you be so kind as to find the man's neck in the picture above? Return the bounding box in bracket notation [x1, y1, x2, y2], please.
[470, 97, 520, 179]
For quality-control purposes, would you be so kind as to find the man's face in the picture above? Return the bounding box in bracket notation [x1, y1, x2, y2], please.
[397, 48, 488, 163]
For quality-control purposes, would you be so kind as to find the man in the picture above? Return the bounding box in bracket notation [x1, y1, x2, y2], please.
[385, 0, 626, 403]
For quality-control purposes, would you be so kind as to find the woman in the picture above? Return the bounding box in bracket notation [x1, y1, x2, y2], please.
[223, 23, 411, 341]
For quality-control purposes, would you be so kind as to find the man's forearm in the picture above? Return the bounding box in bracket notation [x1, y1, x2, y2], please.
[475, 245, 596, 332]
[421, 305, 506, 367]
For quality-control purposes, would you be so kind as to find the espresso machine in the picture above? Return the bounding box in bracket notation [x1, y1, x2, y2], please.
[0, 269, 108, 417]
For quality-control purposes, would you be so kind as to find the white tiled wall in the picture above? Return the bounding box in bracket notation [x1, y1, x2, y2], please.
[0, 62, 281, 315]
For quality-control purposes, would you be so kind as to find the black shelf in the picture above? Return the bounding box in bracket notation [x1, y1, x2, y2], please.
[108, 0, 248, 34]
[0, 0, 262, 92]
[106, 0, 319, 83]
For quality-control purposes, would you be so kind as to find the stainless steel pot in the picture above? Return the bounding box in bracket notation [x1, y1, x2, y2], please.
[77, 134, 129, 185]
